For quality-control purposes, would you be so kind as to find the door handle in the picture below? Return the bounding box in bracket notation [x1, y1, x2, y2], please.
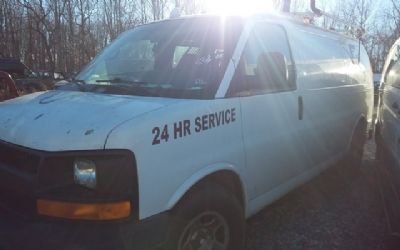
[298, 96, 303, 120]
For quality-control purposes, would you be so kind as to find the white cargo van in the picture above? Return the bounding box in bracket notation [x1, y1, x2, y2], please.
[0, 13, 373, 250]
[375, 37, 400, 238]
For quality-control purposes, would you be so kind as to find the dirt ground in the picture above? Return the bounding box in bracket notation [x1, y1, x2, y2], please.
[245, 139, 387, 250]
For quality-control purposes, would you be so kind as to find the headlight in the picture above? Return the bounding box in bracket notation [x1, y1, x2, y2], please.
[74, 159, 97, 189]
[37, 150, 138, 220]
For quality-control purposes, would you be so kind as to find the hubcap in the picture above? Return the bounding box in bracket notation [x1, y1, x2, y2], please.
[178, 211, 230, 250]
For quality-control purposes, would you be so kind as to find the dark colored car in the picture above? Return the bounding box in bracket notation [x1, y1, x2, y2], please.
[0, 71, 19, 101]
[0, 58, 63, 93]
[0, 58, 30, 78]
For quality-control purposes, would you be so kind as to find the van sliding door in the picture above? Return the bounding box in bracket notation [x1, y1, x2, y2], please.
[227, 23, 308, 201]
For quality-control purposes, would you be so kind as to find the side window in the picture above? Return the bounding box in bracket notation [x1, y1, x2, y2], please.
[173, 46, 190, 68]
[228, 23, 295, 96]
[172, 46, 201, 68]
[386, 45, 400, 88]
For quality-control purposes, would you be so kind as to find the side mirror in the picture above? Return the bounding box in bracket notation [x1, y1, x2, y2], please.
[256, 52, 289, 88]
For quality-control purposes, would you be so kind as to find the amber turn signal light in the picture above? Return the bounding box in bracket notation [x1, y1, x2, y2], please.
[37, 199, 131, 220]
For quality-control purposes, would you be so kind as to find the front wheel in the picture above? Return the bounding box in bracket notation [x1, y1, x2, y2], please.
[164, 182, 245, 250]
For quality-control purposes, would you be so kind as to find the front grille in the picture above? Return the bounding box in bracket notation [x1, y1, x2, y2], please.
[0, 188, 36, 217]
[0, 141, 42, 175]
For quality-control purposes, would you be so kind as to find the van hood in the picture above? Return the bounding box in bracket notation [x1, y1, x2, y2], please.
[0, 91, 177, 151]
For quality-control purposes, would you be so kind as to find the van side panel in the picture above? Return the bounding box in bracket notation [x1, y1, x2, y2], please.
[287, 24, 372, 160]
[105, 98, 247, 219]
[244, 20, 372, 217]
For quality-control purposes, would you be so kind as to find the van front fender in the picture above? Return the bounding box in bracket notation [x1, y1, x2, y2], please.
[165, 163, 247, 213]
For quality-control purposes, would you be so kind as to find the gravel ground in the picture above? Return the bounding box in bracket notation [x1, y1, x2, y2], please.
[0, 139, 388, 250]
[245, 139, 387, 250]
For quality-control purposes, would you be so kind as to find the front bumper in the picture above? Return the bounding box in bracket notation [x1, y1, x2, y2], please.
[0, 140, 168, 250]
[0, 207, 169, 250]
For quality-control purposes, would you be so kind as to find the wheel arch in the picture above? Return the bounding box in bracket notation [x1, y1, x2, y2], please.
[166, 165, 247, 213]
[347, 114, 368, 149]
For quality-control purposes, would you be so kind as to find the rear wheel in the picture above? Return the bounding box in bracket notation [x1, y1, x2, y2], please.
[164, 182, 245, 250]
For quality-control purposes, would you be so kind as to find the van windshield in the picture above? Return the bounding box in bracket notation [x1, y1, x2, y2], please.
[74, 17, 243, 99]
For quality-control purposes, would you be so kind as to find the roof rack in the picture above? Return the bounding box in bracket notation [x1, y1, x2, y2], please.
[291, 12, 364, 39]
[281, 0, 364, 39]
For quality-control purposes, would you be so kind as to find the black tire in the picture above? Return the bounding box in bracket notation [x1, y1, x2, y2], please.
[164, 182, 245, 250]
[347, 120, 367, 169]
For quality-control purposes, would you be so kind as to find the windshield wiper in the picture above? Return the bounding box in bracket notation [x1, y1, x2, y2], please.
[71, 78, 86, 84]
[92, 82, 159, 97]
[95, 78, 148, 85]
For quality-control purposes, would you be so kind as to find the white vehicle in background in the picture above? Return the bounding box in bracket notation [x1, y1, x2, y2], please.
[374, 73, 382, 90]
[0, 8, 373, 250]
[375, 37, 400, 239]
[374, 73, 382, 105]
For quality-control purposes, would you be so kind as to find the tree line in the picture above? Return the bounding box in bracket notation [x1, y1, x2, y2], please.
[0, 0, 197, 75]
[0, 0, 399, 75]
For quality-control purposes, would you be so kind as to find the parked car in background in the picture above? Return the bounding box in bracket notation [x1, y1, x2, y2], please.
[0, 58, 30, 77]
[0, 71, 19, 101]
[34, 70, 66, 81]
[375, 37, 400, 247]
[374, 73, 382, 105]
[374, 73, 382, 90]
[0, 58, 64, 94]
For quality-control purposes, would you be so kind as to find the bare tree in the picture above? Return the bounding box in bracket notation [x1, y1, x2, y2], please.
[0, 0, 397, 75]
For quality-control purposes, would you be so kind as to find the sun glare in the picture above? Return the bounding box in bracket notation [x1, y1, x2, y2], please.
[204, 0, 278, 16]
